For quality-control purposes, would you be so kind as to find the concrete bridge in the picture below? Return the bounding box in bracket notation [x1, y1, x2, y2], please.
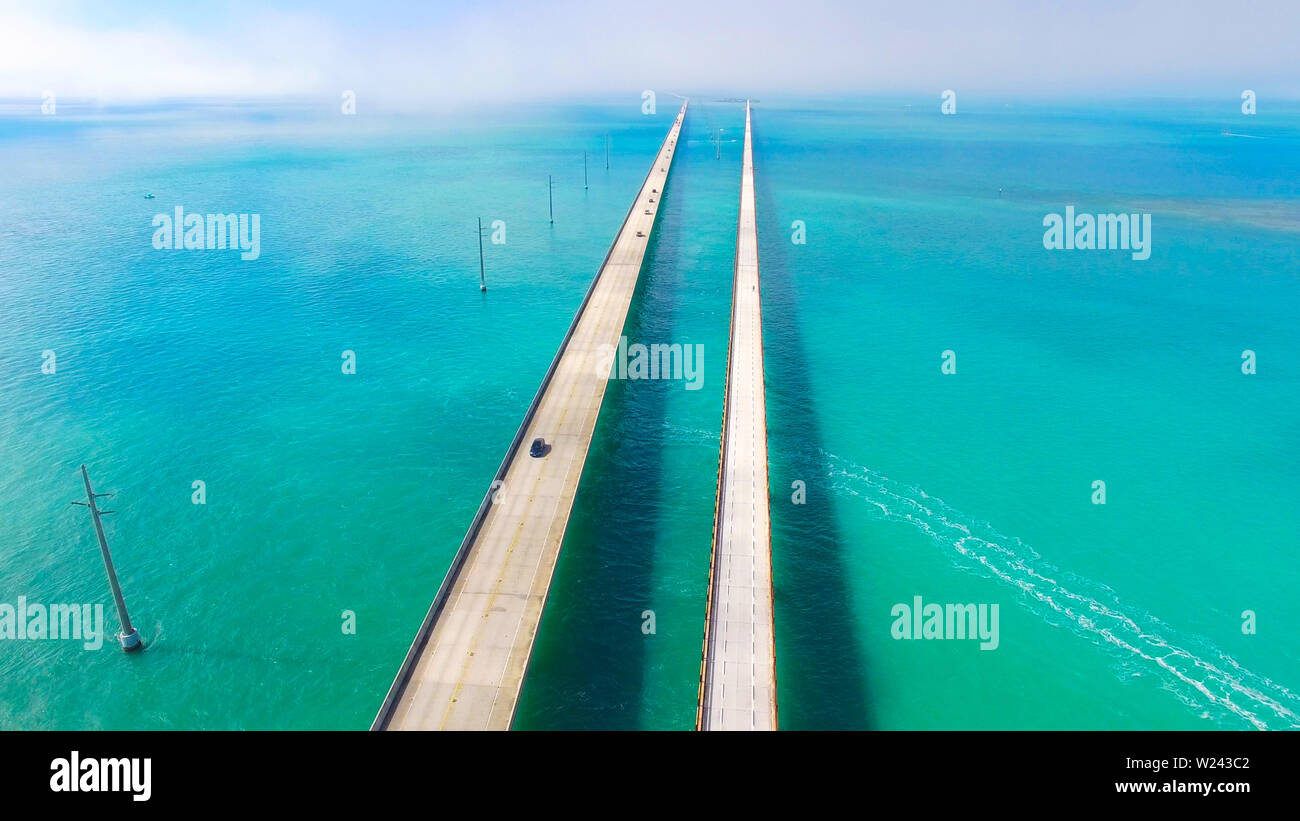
[373, 101, 689, 730]
[696, 101, 777, 731]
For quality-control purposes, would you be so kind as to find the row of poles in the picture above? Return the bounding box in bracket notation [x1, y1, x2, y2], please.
[475, 129, 725, 292]
[70, 121, 731, 656]
[74, 124, 731, 652]
[473, 136, 607, 293]
[70, 129, 602, 647]
[69, 129, 605, 647]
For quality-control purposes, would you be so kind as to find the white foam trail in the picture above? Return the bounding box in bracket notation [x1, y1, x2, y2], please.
[659, 420, 719, 448]
[823, 450, 1300, 731]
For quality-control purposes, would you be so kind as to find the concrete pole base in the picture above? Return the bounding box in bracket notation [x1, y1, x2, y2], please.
[119, 628, 142, 652]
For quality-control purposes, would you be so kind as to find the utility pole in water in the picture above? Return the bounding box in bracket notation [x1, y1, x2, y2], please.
[583, 151, 588, 190]
[477, 217, 487, 292]
[73, 465, 141, 652]
[605, 135, 610, 170]
[548, 175, 554, 224]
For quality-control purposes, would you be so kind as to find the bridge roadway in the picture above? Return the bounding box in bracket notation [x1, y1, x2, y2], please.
[374, 101, 689, 730]
[696, 100, 777, 731]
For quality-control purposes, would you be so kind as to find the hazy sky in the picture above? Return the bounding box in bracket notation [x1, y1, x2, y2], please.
[2, 0, 1298, 106]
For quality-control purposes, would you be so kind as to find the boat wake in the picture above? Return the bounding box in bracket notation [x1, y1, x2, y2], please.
[824, 450, 1300, 730]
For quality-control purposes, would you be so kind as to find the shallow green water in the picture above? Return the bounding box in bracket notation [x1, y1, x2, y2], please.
[0, 99, 692, 728]
[756, 97, 1300, 729]
[1, 96, 1297, 730]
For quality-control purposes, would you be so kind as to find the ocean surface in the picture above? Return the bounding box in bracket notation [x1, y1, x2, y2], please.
[0, 95, 1297, 729]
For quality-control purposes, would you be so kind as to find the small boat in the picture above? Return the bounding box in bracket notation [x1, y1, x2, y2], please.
[143, 193, 155, 199]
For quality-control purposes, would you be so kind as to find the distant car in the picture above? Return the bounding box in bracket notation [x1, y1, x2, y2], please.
[529, 437, 546, 457]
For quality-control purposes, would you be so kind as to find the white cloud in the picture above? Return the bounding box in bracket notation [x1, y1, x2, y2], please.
[0, 0, 1297, 105]
[0, 6, 340, 100]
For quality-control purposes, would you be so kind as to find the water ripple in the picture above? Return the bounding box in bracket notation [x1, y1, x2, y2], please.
[824, 450, 1300, 730]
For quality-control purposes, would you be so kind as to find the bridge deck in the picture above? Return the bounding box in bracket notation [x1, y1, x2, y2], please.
[697, 100, 777, 731]
[375, 101, 688, 730]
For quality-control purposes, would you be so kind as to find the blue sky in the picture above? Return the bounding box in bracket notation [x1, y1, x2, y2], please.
[2, 0, 1298, 105]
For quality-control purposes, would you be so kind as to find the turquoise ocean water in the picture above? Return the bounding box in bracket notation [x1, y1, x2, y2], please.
[0, 96, 1297, 729]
